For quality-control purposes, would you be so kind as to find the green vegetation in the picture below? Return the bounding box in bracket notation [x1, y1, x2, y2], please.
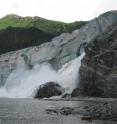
[0, 14, 87, 35]
[0, 14, 87, 54]
[0, 27, 55, 54]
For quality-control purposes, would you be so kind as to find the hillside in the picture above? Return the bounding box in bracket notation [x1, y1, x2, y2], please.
[0, 27, 55, 54]
[0, 14, 87, 54]
[0, 14, 87, 35]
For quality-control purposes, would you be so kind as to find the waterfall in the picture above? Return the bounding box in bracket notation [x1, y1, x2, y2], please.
[0, 53, 85, 98]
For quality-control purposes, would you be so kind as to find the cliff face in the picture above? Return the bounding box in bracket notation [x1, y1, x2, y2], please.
[0, 11, 117, 86]
[79, 24, 117, 97]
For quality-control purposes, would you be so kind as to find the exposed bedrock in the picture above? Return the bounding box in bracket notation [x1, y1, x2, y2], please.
[79, 23, 117, 97]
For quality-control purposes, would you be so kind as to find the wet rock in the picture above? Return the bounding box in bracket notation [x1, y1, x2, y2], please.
[35, 82, 64, 98]
[46, 109, 59, 115]
[62, 93, 71, 98]
[46, 107, 78, 116]
[81, 116, 93, 122]
[71, 88, 80, 97]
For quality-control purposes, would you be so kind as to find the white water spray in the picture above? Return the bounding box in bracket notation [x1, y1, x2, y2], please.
[0, 53, 85, 98]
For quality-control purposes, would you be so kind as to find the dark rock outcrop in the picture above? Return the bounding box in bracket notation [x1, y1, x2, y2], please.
[79, 23, 117, 97]
[35, 82, 64, 98]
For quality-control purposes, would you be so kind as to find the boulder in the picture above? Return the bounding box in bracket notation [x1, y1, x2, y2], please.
[71, 88, 80, 97]
[35, 82, 64, 98]
[62, 93, 71, 98]
[79, 24, 117, 97]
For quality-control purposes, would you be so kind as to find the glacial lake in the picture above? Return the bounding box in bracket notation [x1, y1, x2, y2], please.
[0, 98, 116, 124]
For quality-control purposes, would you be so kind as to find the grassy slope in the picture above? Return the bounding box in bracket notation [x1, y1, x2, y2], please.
[0, 14, 87, 35]
[0, 14, 87, 54]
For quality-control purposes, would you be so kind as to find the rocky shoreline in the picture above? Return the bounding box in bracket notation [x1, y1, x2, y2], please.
[0, 98, 117, 124]
[39, 97, 117, 120]
[45, 97, 117, 121]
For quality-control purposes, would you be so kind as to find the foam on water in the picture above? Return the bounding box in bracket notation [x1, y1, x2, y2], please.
[0, 53, 85, 98]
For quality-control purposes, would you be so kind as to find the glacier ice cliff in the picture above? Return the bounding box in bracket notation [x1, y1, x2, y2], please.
[0, 11, 117, 98]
